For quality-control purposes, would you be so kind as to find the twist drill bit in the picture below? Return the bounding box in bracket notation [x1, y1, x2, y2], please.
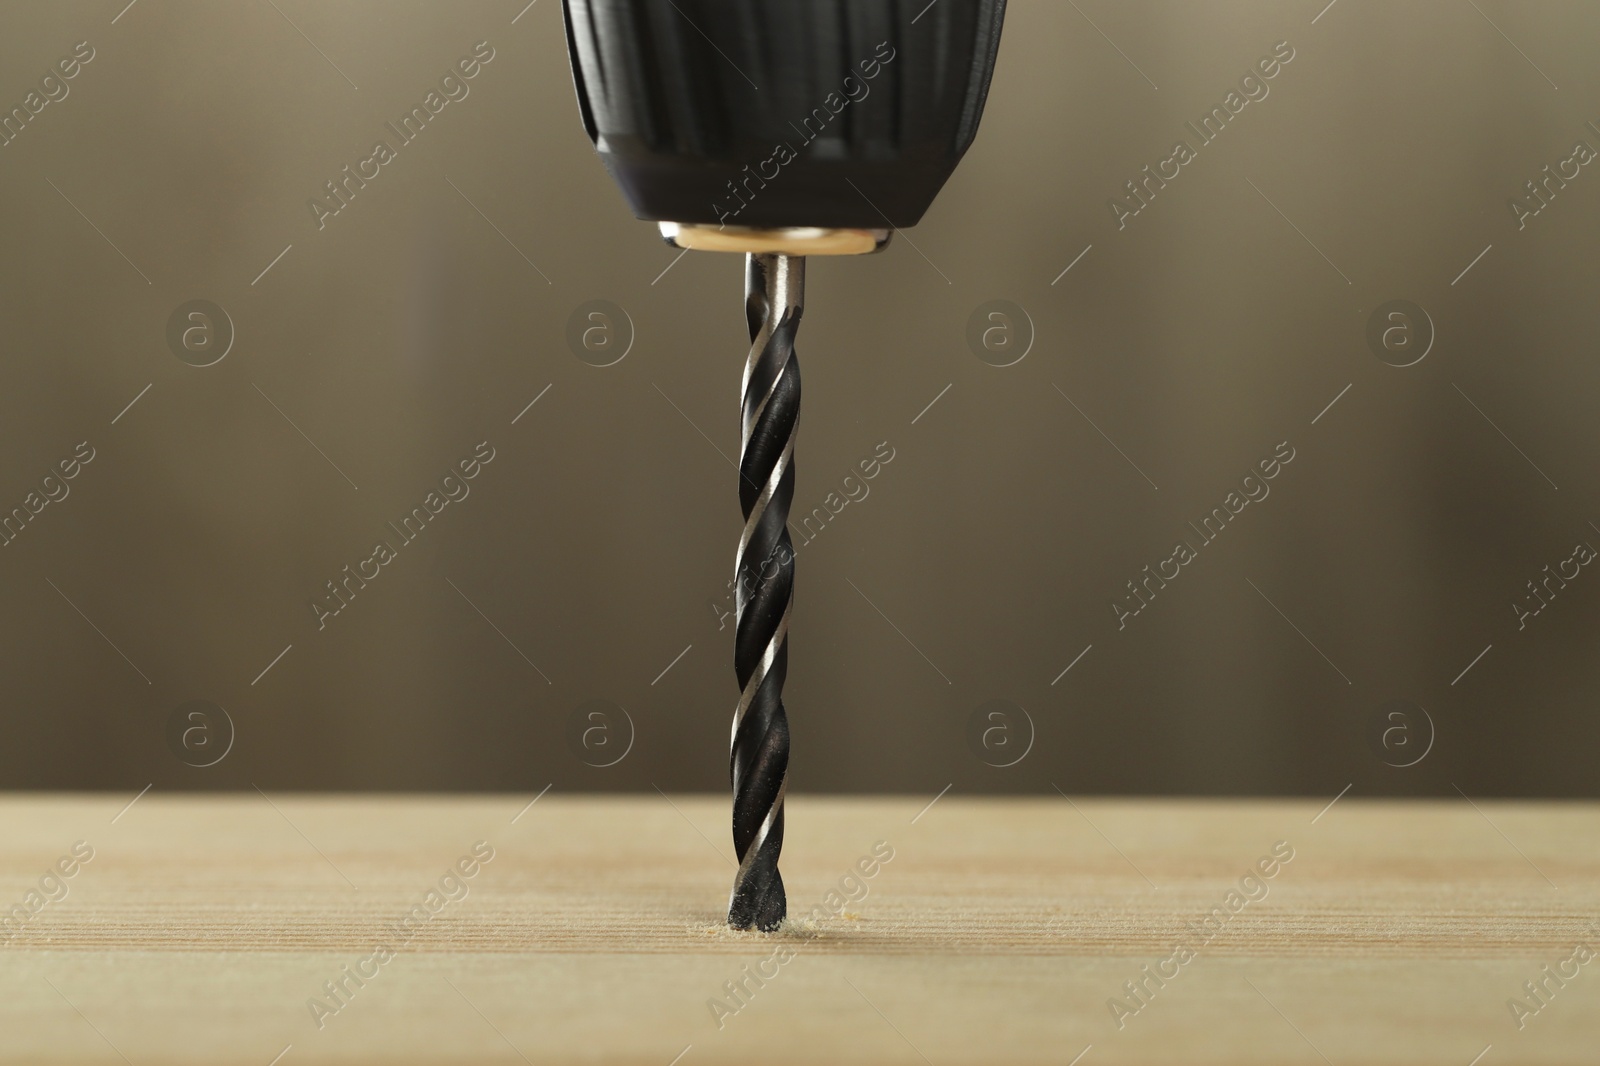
[729, 253, 801, 931]
[562, 0, 1006, 931]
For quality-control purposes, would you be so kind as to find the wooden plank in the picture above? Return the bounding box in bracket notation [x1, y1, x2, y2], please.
[0, 794, 1595, 1064]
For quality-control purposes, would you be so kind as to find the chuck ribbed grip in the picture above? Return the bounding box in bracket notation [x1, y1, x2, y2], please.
[728, 253, 800, 931]
[562, 0, 1007, 228]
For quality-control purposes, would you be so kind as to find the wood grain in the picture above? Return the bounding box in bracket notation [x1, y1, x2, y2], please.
[0, 793, 1595, 1064]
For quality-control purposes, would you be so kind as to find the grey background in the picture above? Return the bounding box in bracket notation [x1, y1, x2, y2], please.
[1, 0, 1595, 797]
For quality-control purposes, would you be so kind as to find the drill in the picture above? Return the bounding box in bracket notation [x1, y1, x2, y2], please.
[562, 0, 1007, 930]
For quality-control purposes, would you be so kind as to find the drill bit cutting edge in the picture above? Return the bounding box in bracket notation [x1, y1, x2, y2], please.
[562, 0, 1007, 930]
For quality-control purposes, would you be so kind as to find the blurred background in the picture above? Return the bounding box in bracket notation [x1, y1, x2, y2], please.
[0, 0, 1595, 797]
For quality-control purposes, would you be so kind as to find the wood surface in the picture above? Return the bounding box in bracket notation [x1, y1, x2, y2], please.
[0, 793, 1596, 1064]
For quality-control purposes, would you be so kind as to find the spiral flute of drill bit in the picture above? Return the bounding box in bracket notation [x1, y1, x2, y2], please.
[728, 253, 800, 931]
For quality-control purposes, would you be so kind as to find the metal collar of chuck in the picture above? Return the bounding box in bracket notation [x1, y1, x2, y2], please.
[659, 223, 892, 257]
